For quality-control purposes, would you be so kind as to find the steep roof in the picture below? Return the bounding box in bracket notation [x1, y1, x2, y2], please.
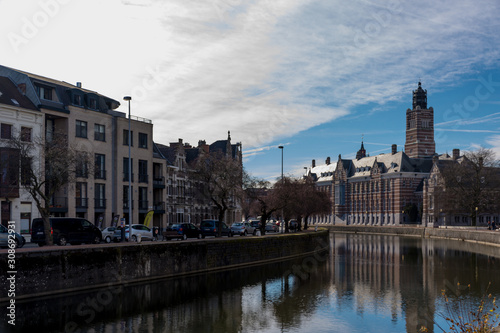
[309, 162, 336, 182]
[0, 76, 38, 111]
[0, 65, 120, 112]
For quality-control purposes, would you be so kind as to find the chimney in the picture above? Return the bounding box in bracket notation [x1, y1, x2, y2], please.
[326, 157, 331, 165]
[76, 82, 82, 88]
[312, 159, 316, 168]
[452, 149, 460, 160]
[392, 144, 397, 155]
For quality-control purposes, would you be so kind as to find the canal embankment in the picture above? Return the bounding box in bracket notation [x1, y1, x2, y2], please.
[0, 230, 329, 302]
[327, 225, 500, 246]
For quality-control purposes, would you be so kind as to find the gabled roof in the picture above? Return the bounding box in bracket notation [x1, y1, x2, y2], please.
[0, 76, 38, 111]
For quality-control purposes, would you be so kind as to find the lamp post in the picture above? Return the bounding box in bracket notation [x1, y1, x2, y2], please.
[124, 96, 132, 241]
[278, 146, 284, 233]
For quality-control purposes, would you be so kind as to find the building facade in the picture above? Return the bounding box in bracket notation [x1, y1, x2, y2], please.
[0, 76, 44, 233]
[306, 82, 495, 227]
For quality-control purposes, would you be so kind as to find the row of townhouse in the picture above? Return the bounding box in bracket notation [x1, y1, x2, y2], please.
[0, 65, 242, 235]
[306, 82, 500, 227]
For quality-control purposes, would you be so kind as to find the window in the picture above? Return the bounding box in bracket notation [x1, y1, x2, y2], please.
[139, 160, 148, 183]
[88, 98, 97, 110]
[1, 123, 12, 139]
[123, 185, 132, 209]
[123, 129, 133, 146]
[95, 183, 106, 209]
[0, 148, 19, 188]
[20, 156, 32, 186]
[334, 184, 345, 205]
[123, 157, 133, 181]
[94, 124, 105, 142]
[21, 127, 32, 142]
[139, 187, 148, 210]
[75, 155, 88, 178]
[76, 182, 88, 208]
[73, 94, 82, 106]
[139, 133, 148, 149]
[76, 120, 87, 138]
[95, 154, 106, 179]
[35, 85, 53, 100]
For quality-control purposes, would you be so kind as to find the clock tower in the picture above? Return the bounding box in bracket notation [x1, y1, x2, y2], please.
[404, 82, 435, 158]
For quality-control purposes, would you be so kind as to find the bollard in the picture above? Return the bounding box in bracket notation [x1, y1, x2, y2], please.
[256, 230, 261, 236]
[137, 234, 142, 243]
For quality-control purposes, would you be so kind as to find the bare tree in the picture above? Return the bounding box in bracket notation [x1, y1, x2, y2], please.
[190, 150, 244, 235]
[435, 148, 500, 226]
[244, 177, 283, 235]
[5, 131, 91, 245]
[281, 177, 331, 231]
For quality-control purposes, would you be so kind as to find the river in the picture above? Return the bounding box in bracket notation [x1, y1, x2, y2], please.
[4, 232, 500, 333]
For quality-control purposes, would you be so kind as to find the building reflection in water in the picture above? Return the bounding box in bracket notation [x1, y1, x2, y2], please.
[5, 233, 500, 333]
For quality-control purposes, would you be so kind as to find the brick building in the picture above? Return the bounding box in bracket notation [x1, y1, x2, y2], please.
[307, 82, 456, 226]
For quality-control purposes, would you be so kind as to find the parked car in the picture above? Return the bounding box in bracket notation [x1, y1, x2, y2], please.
[101, 226, 117, 243]
[289, 219, 298, 231]
[113, 224, 153, 242]
[200, 220, 233, 237]
[265, 221, 279, 232]
[163, 223, 202, 240]
[249, 220, 262, 230]
[231, 222, 256, 236]
[31, 217, 102, 246]
[0, 224, 25, 248]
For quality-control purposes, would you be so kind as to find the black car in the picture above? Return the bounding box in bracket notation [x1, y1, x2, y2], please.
[31, 217, 102, 246]
[200, 220, 233, 237]
[249, 220, 262, 230]
[163, 223, 202, 240]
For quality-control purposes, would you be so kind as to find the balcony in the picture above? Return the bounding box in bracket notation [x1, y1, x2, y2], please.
[123, 173, 134, 182]
[75, 197, 88, 208]
[95, 169, 107, 180]
[153, 176, 165, 188]
[123, 200, 134, 210]
[49, 197, 68, 213]
[138, 174, 148, 183]
[139, 200, 149, 211]
[95, 198, 106, 210]
[153, 202, 165, 214]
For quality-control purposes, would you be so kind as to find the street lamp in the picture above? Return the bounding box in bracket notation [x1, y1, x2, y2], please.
[124, 96, 132, 241]
[278, 145, 284, 232]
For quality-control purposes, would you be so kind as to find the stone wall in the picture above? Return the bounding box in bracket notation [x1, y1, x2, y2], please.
[327, 225, 500, 247]
[1, 231, 329, 301]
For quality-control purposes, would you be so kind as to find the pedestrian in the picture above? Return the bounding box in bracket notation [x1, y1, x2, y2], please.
[492, 220, 496, 231]
[488, 220, 492, 230]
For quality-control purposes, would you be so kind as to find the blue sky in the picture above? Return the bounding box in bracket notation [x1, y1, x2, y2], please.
[1, 0, 499, 181]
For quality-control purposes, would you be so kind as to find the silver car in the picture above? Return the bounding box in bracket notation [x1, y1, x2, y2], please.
[113, 224, 153, 242]
[231, 222, 256, 236]
[0, 224, 25, 248]
[101, 226, 117, 243]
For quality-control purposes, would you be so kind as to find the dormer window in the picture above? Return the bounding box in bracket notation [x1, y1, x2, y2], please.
[35, 84, 53, 100]
[73, 94, 82, 106]
[89, 98, 97, 110]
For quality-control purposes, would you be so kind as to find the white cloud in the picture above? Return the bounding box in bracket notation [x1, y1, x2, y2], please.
[1, 0, 500, 154]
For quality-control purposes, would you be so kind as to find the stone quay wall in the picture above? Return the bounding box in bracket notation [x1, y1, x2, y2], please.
[0, 231, 329, 301]
[327, 225, 500, 247]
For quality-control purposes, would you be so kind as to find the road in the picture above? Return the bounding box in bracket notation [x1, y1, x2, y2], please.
[1, 230, 286, 252]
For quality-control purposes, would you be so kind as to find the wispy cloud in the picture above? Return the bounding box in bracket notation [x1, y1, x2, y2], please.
[2, 0, 499, 154]
[132, 0, 500, 148]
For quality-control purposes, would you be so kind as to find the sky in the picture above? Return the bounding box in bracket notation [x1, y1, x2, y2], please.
[1, 0, 500, 181]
